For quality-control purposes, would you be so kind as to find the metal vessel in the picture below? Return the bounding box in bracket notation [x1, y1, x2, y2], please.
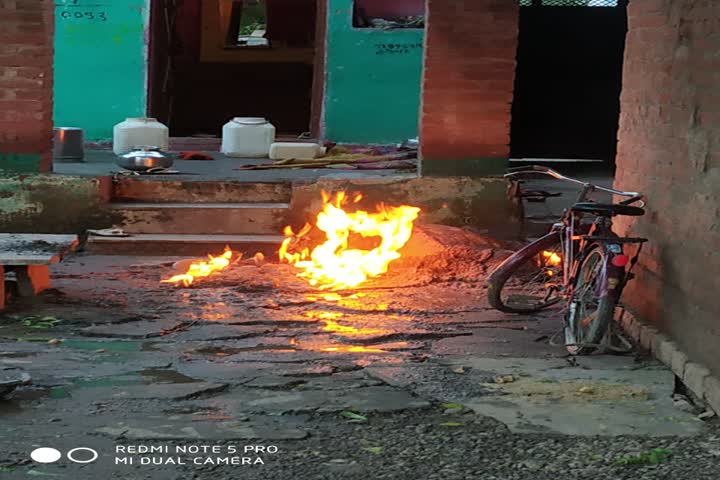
[116, 146, 173, 171]
[53, 127, 85, 161]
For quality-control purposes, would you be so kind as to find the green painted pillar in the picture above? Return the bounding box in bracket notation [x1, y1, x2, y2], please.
[324, 0, 424, 144]
[53, 0, 148, 141]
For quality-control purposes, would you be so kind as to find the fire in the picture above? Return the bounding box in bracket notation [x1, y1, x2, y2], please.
[162, 247, 235, 287]
[542, 250, 562, 266]
[280, 191, 420, 290]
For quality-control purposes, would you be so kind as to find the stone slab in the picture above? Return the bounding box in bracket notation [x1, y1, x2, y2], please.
[114, 203, 289, 235]
[114, 382, 228, 400]
[171, 324, 275, 342]
[0, 234, 78, 265]
[81, 320, 185, 339]
[216, 386, 430, 415]
[449, 356, 703, 437]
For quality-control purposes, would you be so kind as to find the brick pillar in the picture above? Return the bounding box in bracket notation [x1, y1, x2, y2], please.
[420, 0, 519, 176]
[0, 0, 55, 174]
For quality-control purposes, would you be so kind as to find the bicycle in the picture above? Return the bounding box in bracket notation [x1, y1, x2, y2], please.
[487, 166, 647, 355]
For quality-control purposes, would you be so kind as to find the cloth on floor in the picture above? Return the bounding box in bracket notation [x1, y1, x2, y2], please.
[234, 152, 417, 171]
[178, 151, 214, 160]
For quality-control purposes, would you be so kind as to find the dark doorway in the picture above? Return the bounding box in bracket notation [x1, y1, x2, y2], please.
[510, 1, 628, 164]
[148, 0, 321, 138]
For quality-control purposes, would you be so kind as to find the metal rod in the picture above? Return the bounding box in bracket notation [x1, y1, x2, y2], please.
[504, 166, 642, 199]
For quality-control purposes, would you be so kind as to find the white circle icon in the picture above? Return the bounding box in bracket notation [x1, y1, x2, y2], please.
[67, 447, 99, 464]
[30, 448, 62, 464]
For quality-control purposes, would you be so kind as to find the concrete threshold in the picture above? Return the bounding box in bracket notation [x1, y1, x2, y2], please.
[110, 202, 291, 209]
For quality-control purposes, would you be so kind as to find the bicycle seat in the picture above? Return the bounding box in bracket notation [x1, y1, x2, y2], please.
[571, 202, 645, 217]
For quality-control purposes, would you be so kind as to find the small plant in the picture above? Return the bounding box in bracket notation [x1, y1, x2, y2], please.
[340, 411, 368, 423]
[614, 448, 672, 466]
[21, 316, 62, 329]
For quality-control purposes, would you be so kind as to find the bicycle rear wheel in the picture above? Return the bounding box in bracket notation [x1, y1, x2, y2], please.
[564, 244, 618, 355]
[487, 232, 564, 314]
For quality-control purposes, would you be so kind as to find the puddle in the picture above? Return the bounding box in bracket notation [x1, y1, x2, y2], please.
[11, 386, 71, 401]
[321, 346, 386, 353]
[4, 369, 196, 407]
[320, 320, 385, 336]
[72, 376, 143, 389]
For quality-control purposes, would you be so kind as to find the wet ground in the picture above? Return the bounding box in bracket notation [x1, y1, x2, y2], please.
[0, 247, 718, 479]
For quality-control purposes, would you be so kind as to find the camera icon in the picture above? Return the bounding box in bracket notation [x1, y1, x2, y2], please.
[31, 447, 99, 464]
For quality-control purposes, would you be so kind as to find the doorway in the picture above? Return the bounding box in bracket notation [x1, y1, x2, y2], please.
[147, 0, 323, 139]
[510, 0, 628, 166]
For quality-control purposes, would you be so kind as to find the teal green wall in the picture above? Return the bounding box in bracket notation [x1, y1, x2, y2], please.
[53, 0, 148, 141]
[324, 1, 424, 144]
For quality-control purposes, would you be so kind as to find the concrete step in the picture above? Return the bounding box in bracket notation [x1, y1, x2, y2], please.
[86, 234, 285, 256]
[112, 178, 293, 203]
[111, 202, 289, 235]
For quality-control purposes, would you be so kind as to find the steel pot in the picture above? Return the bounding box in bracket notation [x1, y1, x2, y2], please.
[116, 146, 174, 171]
[53, 127, 85, 161]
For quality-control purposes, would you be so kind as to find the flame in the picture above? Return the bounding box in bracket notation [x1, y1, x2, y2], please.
[542, 250, 562, 266]
[279, 191, 420, 290]
[162, 247, 234, 287]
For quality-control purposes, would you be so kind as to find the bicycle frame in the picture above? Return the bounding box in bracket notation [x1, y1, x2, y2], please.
[486, 166, 647, 352]
[506, 166, 644, 300]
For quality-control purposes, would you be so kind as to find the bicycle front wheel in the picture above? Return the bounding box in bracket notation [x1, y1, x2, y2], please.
[487, 232, 564, 314]
[564, 244, 618, 355]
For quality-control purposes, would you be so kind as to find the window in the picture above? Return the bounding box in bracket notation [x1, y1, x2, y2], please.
[353, 0, 425, 29]
[520, 0, 619, 6]
[221, 0, 269, 47]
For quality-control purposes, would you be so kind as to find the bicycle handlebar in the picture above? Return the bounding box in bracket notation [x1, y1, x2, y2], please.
[504, 165, 644, 203]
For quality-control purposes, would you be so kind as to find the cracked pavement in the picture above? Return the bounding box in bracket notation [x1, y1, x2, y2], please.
[0, 253, 718, 479]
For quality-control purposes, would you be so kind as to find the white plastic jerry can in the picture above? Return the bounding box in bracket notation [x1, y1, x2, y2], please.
[269, 142, 327, 161]
[221, 117, 276, 158]
[113, 117, 169, 155]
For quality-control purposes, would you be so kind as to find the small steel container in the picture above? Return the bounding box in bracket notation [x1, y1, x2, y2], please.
[116, 146, 174, 171]
[53, 127, 85, 161]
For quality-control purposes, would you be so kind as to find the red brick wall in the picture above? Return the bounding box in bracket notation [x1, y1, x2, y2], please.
[614, 0, 720, 375]
[0, 0, 54, 173]
[420, 0, 518, 165]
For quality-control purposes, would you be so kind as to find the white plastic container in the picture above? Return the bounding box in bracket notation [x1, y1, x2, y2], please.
[113, 117, 169, 155]
[221, 117, 276, 158]
[269, 142, 326, 161]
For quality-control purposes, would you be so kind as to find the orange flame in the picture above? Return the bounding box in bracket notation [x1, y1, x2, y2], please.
[279, 191, 420, 290]
[162, 247, 235, 287]
[542, 250, 562, 266]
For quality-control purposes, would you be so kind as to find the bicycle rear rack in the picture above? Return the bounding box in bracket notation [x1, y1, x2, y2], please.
[581, 236, 648, 244]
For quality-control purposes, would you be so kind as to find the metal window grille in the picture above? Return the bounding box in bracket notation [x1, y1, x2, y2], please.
[520, 0, 619, 6]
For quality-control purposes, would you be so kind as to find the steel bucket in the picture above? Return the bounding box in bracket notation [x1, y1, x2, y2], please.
[53, 127, 85, 161]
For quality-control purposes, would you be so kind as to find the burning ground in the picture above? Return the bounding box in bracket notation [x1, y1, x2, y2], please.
[1, 224, 719, 478]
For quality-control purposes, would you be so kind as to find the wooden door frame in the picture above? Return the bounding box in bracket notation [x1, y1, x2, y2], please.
[310, 0, 327, 139]
[148, 0, 327, 137]
[146, 0, 172, 123]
